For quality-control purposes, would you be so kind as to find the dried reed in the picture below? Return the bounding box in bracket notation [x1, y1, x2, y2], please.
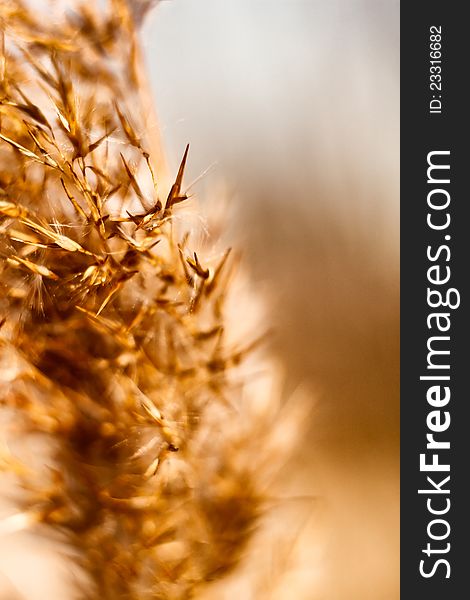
[0, 1, 296, 597]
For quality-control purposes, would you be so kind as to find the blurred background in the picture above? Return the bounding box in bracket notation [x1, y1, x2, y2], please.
[143, 1, 399, 598]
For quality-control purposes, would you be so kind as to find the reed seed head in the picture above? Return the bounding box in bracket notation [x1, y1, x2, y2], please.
[0, 1, 296, 598]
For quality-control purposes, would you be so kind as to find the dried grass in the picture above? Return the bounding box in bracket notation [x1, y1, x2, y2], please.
[0, 2, 298, 598]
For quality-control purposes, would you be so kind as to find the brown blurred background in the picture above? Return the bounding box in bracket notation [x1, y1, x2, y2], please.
[143, 1, 399, 598]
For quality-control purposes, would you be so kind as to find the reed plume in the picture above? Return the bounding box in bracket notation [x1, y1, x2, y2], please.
[0, 1, 295, 597]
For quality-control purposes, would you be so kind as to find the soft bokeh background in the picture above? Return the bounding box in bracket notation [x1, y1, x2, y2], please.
[143, 1, 399, 598]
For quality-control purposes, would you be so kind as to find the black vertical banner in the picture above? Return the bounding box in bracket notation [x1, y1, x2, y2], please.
[401, 4, 469, 599]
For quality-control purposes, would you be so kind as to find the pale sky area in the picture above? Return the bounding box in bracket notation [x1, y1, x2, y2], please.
[143, 0, 399, 238]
